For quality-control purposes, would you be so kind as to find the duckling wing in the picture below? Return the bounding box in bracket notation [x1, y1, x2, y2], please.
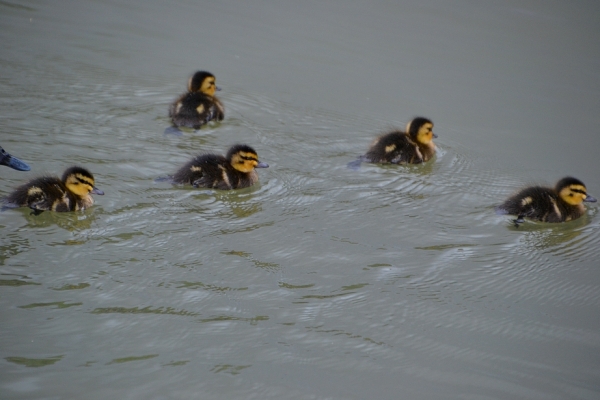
[170, 93, 222, 129]
[365, 132, 421, 164]
[25, 181, 69, 212]
[192, 176, 210, 188]
[498, 187, 557, 222]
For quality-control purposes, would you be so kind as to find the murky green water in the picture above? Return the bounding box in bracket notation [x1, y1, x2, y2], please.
[2, 1, 600, 399]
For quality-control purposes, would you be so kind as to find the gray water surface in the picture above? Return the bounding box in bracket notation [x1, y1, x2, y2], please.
[1, 1, 600, 399]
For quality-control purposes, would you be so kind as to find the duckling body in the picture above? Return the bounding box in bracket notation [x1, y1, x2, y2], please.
[172, 144, 268, 190]
[352, 117, 437, 166]
[0, 146, 30, 171]
[3, 166, 104, 214]
[169, 71, 224, 129]
[497, 177, 596, 226]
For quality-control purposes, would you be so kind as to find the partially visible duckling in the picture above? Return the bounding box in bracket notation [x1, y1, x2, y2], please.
[497, 177, 597, 226]
[0, 146, 30, 171]
[349, 117, 437, 168]
[171, 144, 268, 190]
[3, 166, 104, 214]
[169, 71, 225, 129]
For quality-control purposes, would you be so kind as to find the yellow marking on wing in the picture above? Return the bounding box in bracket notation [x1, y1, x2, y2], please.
[218, 165, 231, 187]
[196, 104, 205, 114]
[384, 144, 396, 153]
[190, 166, 202, 172]
[549, 196, 561, 220]
[520, 196, 533, 206]
[27, 186, 43, 196]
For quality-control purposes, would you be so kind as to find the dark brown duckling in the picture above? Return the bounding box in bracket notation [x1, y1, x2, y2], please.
[3, 166, 104, 215]
[0, 146, 30, 171]
[169, 71, 225, 130]
[497, 177, 597, 227]
[349, 117, 437, 168]
[171, 144, 268, 190]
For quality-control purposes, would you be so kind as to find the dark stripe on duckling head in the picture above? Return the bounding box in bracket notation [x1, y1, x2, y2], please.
[226, 144, 259, 161]
[227, 144, 268, 172]
[188, 71, 218, 96]
[555, 177, 586, 192]
[556, 177, 593, 206]
[188, 71, 215, 92]
[62, 166, 100, 197]
[406, 117, 433, 140]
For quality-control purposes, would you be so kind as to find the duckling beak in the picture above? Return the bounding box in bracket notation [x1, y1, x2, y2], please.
[91, 187, 105, 195]
[584, 194, 597, 202]
[216, 86, 222, 91]
[255, 161, 269, 169]
[433, 133, 438, 139]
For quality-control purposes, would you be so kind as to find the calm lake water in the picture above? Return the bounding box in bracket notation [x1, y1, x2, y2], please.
[1, 1, 600, 399]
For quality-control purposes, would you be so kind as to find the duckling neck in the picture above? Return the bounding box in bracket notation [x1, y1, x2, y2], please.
[77, 194, 95, 210]
[417, 142, 436, 161]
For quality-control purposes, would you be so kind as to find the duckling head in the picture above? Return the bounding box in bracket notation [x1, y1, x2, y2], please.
[62, 166, 104, 197]
[556, 177, 597, 206]
[406, 117, 436, 145]
[188, 71, 221, 96]
[227, 144, 269, 173]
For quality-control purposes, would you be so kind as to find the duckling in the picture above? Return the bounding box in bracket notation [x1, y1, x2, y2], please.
[3, 166, 104, 215]
[497, 177, 597, 227]
[171, 144, 268, 190]
[349, 117, 437, 168]
[0, 146, 30, 171]
[169, 71, 225, 129]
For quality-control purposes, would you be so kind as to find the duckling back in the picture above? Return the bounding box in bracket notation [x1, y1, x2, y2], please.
[363, 131, 424, 164]
[172, 154, 229, 187]
[4, 176, 80, 212]
[169, 92, 224, 130]
[498, 186, 569, 223]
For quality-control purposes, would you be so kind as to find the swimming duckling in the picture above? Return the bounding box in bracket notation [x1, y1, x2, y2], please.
[497, 177, 597, 227]
[171, 144, 268, 190]
[0, 146, 30, 171]
[3, 166, 104, 214]
[169, 71, 225, 130]
[349, 117, 437, 168]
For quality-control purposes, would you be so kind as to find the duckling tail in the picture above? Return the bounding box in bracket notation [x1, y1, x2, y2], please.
[154, 175, 174, 183]
[347, 157, 365, 170]
[163, 126, 184, 136]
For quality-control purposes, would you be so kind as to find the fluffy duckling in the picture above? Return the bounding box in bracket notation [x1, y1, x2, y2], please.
[3, 166, 104, 214]
[171, 144, 268, 190]
[169, 71, 225, 129]
[497, 177, 597, 226]
[349, 117, 437, 168]
[0, 146, 30, 171]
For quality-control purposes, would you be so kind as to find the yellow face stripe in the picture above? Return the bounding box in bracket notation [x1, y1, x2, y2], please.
[416, 123, 435, 144]
[559, 184, 589, 206]
[200, 77, 217, 96]
[231, 151, 260, 172]
[65, 173, 95, 197]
